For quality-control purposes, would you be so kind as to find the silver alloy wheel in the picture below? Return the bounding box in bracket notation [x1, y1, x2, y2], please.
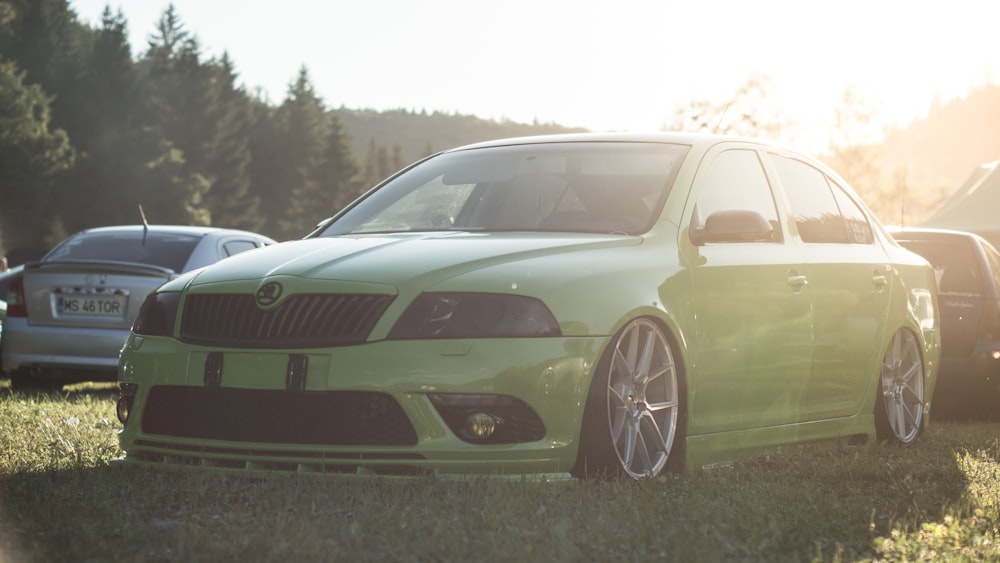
[604, 318, 679, 478]
[880, 329, 924, 444]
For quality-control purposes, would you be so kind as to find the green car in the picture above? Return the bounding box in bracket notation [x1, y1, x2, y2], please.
[117, 133, 940, 479]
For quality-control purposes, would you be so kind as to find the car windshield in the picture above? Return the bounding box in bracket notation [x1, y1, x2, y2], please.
[317, 141, 689, 236]
[43, 231, 202, 273]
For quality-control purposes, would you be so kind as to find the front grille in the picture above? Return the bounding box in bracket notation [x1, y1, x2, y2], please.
[141, 386, 418, 446]
[180, 293, 394, 348]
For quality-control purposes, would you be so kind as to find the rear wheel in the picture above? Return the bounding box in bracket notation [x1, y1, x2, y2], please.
[875, 328, 925, 444]
[573, 318, 683, 479]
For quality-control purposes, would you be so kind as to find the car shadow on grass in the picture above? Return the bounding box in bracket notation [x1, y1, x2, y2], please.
[0, 431, 987, 562]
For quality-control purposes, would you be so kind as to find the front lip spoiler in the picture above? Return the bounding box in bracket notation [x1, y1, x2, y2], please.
[110, 457, 577, 483]
[115, 433, 577, 480]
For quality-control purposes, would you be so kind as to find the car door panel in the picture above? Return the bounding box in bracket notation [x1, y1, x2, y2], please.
[766, 153, 893, 419]
[684, 146, 815, 434]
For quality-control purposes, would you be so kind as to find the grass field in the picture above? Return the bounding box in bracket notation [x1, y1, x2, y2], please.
[1, 382, 999, 562]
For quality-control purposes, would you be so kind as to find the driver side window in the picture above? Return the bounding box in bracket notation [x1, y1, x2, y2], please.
[694, 149, 782, 242]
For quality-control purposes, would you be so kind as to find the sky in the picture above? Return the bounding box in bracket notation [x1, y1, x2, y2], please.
[69, 0, 1000, 154]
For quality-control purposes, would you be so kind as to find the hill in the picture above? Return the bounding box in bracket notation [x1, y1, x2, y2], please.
[333, 107, 589, 166]
[333, 88, 1000, 226]
[878, 83, 1000, 220]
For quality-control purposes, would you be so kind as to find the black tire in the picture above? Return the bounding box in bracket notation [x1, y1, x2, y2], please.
[9, 368, 62, 392]
[572, 318, 685, 479]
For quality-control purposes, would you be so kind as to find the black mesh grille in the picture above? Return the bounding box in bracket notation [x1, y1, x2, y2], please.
[141, 386, 418, 446]
[180, 293, 394, 348]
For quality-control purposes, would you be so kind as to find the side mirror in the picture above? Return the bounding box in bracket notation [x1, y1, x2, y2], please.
[690, 209, 774, 245]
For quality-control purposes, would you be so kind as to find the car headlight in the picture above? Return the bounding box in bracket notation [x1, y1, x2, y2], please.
[133, 292, 181, 336]
[388, 292, 561, 339]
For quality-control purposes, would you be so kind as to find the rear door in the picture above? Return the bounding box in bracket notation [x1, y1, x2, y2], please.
[766, 153, 893, 419]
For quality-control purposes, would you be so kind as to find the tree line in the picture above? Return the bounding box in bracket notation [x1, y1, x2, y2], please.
[0, 0, 422, 262]
[2, 1, 957, 263]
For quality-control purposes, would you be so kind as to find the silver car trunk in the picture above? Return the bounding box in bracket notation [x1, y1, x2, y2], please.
[20, 260, 173, 330]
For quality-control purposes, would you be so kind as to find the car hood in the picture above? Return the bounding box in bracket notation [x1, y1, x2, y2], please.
[181, 232, 641, 293]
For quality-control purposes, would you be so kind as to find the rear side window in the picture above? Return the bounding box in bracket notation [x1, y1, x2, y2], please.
[44, 232, 202, 273]
[769, 154, 849, 244]
[222, 240, 261, 256]
[829, 179, 874, 244]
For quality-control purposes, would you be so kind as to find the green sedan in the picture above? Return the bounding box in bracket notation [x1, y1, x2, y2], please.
[116, 133, 940, 479]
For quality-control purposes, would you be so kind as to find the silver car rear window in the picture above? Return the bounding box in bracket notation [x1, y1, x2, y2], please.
[44, 231, 202, 273]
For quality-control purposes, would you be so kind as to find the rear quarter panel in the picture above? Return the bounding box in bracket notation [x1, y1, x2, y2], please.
[883, 240, 941, 417]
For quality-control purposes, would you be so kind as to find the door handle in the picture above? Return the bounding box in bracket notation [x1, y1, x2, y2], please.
[787, 274, 808, 289]
[873, 266, 890, 290]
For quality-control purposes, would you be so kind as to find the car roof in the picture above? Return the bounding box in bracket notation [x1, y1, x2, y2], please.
[888, 226, 1000, 253]
[446, 131, 797, 154]
[73, 225, 261, 238]
[888, 226, 984, 241]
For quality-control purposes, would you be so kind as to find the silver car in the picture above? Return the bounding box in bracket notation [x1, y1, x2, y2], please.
[2, 225, 276, 388]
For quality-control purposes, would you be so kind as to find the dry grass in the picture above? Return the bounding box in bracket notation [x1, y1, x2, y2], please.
[1, 382, 999, 562]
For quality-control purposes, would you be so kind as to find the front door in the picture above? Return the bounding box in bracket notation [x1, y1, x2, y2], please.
[684, 146, 815, 434]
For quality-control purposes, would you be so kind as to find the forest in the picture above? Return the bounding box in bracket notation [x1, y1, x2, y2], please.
[0, 0, 585, 263]
[3, 0, 999, 264]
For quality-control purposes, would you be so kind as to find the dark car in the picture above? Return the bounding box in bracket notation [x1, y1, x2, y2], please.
[890, 227, 1000, 418]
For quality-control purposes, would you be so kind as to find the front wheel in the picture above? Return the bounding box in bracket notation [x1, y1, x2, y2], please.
[573, 318, 683, 479]
[875, 328, 925, 445]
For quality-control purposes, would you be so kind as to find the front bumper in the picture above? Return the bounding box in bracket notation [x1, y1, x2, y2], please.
[117, 333, 607, 477]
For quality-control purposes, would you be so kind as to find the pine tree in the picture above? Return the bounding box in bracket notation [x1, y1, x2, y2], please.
[200, 53, 260, 231]
[0, 0, 77, 93]
[361, 139, 404, 190]
[271, 67, 332, 239]
[141, 7, 259, 230]
[51, 6, 137, 231]
[129, 4, 212, 225]
[83, 7, 135, 138]
[319, 113, 362, 216]
[0, 61, 74, 255]
[246, 97, 284, 238]
[142, 5, 210, 167]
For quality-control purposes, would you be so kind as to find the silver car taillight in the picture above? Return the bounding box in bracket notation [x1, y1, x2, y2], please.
[6, 275, 26, 318]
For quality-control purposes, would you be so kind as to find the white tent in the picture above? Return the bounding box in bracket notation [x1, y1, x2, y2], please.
[920, 160, 1000, 249]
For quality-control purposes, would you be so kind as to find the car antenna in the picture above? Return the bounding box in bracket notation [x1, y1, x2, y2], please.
[899, 174, 906, 228]
[712, 102, 731, 133]
[138, 204, 149, 245]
